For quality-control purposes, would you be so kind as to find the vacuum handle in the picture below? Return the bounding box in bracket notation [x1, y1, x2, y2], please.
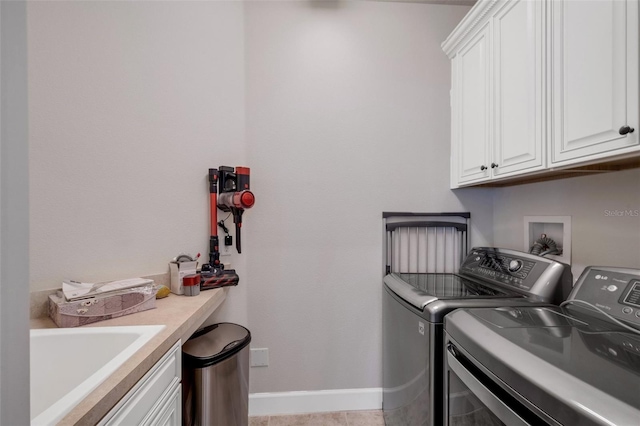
[234, 210, 244, 253]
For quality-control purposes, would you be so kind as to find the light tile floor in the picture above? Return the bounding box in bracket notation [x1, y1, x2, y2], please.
[249, 410, 384, 426]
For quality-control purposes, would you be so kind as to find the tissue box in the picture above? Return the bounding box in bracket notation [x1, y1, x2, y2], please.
[48, 284, 156, 328]
[170, 260, 197, 295]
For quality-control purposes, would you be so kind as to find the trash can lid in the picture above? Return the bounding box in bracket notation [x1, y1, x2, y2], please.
[182, 322, 251, 368]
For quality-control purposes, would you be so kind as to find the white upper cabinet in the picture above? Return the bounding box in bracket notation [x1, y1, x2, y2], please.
[443, 0, 640, 187]
[492, 0, 545, 177]
[453, 23, 492, 184]
[550, 0, 639, 165]
[444, 0, 545, 187]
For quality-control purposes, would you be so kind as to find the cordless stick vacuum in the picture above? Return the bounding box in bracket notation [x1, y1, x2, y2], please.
[216, 166, 255, 254]
[200, 167, 254, 290]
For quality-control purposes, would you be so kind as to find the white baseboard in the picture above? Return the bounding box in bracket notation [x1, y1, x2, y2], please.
[248, 388, 382, 416]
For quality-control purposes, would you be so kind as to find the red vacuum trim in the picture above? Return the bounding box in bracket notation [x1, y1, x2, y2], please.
[210, 193, 218, 237]
[240, 191, 254, 208]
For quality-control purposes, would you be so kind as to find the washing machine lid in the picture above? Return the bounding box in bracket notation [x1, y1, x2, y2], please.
[384, 273, 518, 310]
[446, 307, 640, 425]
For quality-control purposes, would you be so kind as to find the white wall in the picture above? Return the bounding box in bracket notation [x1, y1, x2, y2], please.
[244, 0, 488, 393]
[1, 1, 31, 423]
[493, 169, 640, 280]
[27, 0, 249, 323]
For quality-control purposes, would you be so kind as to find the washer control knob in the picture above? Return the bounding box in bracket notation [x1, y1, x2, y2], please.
[508, 260, 523, 272]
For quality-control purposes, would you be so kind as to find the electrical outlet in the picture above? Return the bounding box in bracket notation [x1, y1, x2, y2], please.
[250, 348, 269, 367]
[221, 243, 232, 256]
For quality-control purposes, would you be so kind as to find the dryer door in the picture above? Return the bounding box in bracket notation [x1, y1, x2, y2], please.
[445, 339, 559, 426]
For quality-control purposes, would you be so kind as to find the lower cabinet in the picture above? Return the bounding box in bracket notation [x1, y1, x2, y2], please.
[144, 381, 181, 426]
[99, 340, 182, 426]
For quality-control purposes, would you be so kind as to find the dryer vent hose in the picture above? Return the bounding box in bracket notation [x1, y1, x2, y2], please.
[529, 234, 561, 257]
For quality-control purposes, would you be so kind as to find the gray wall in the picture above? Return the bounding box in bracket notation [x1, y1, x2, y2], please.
[1, 0, 30, 423]
[243, 0, 489, 393]
[27, 0, 249, 324]
[493, 169, 640, 280]
[22, 0, 639, 402]
[26, 0, 491, 396]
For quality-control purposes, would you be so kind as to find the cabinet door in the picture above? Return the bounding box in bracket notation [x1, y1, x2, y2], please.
[453, 23, 491, 186]
[99, 341, 181, 426]
[492, 0, 545, 177]
[144, 382, 181, 426]
[550, 0, 639, 165]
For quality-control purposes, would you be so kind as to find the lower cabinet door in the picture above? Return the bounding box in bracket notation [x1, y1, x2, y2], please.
[144, 381, 181, 426]
[99, 341, 181, 426]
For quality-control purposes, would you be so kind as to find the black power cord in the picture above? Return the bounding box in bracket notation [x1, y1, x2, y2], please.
[218, 214, 233, 247]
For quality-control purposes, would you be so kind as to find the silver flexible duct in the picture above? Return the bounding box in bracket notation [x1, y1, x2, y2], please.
[529, 234, 561, 257]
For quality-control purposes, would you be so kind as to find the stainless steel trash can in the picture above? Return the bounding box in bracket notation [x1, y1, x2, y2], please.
[182, 323, 251, 426]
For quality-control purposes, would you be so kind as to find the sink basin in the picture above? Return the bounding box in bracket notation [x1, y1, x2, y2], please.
[30, 325, 165, 426]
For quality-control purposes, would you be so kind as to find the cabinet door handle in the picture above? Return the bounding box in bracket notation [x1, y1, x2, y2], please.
[491, 163, 499, 168]
[619, 125, 635, 135]
[480, 165, 487, 171]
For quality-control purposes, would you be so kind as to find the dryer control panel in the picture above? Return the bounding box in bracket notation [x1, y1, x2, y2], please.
[570, 266, 640, 327]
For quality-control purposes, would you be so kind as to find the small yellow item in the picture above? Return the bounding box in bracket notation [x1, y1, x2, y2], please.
[155, 285, 171, 299]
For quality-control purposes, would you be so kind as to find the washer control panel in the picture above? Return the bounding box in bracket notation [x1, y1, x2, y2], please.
[460, 248, 543, 292]
[570, 267, 640, 327]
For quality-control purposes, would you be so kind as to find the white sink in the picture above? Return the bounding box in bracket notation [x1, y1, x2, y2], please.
[30, 325, 165, 426]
